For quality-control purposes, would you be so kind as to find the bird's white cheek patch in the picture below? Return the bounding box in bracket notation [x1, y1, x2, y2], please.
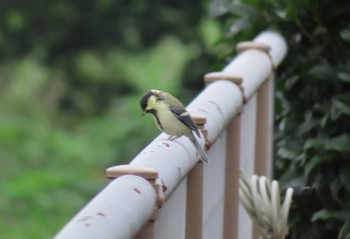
[146, 95, 157, 110]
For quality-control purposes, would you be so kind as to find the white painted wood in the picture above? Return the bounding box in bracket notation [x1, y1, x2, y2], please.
[223, 50, 271, 98]
[54, 176, 156, 239]
[266, 75, 275, 179]
[238, 94, 258, 239]
[253, 31, 288, 67]
[202, 133, 227, 239]
[154, 179, 187, 239]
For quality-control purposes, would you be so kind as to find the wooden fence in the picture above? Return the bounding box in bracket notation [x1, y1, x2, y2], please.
[54, 30, 287, 239]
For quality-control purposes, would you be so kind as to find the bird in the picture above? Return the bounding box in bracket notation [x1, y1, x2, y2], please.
[140, 89, 209, 163]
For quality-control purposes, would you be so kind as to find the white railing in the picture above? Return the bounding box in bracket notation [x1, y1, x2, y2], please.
[54, 30, 287, 239]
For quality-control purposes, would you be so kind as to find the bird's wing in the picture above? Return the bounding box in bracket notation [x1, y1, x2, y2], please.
[169, 104, 201, 138]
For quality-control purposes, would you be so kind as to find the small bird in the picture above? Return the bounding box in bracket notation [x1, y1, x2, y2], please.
[140, 89, 209, 163]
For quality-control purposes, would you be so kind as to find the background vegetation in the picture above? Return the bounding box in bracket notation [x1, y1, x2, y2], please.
[0, 1, 222, 238]
[212, 0, 350, 238]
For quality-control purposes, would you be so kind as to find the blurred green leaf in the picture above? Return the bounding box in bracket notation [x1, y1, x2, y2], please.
[226, 2, 258, 17]
[304, 135, 350, 152]
[313, 25, 327, 36]
[332, 98, 350, 115]
[330, 108, 341, 121]
[296, 111, 318, 136]
[285, 75, 299, 90]
[6, 10, 25, 31]
[338, 220, 350, 239]
[312, 209, 350, 222]
[277, 147, 298, 160]
[340, 28, 350, 42]
[304, 155, 329, 177]
[337, 72, 350, 82]
[209, 0, 229, 16]
[308, 64, 334, 80]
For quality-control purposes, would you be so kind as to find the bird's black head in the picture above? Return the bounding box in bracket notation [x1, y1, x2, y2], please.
[140, 90, 161, 115]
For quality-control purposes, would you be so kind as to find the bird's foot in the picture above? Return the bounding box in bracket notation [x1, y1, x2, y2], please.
[168, 135, 180, 141]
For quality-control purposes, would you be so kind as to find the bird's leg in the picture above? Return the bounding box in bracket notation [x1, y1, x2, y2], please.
[168, 135, 181, 141]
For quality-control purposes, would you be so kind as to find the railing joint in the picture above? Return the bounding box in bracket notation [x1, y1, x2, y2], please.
[204, 71, 247, 112]
[105, 165, 165, 217]
[236, 41, 275, 70]
[191, 115, 212, 150]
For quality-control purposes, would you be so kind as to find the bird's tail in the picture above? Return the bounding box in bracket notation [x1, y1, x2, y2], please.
[190, 137, 209, 164]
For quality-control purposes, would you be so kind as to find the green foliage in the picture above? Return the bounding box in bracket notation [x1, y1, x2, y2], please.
[0, 0, 221, 236]
[0, 0, 206, 58]
[213, 0, 350, 238]
[0, 38, 199, 237]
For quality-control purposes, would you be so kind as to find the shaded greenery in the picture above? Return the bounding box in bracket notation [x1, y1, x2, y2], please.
[0, 1, 222, 238]
[0, 40, 192, 239]
[0, 0, 206, 57]
[213, 0, 350, 238]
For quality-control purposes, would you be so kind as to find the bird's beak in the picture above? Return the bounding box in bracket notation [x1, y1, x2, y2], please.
[142, 110, 146, 116]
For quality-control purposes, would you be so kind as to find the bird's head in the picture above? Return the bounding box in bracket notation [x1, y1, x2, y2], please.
[140, 89, 162, 115]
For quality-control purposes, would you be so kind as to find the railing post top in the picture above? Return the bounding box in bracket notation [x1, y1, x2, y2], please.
[191, 115, 207, 126]
[106, 165, 158, 180]
[106, 165, 165, 211]
[236, 41, 271, 54]
[204, 72, 243, 84]
[204, 71, 247, 105]
[236, 41, 275, 70]
[191, 114, 211, 150]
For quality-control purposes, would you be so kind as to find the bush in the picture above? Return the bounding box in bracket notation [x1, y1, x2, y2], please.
[0, 0, 224, 235]
[212, 0, 350, 238]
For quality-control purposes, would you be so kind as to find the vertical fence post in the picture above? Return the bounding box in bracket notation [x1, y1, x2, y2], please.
[185, 116, 207, 239]
[203, 72, 244, 239]
[236, 41, 274, 239]
[223, 115, 241, 239]
[185, 162, 204, 239]
[235, 41, 274, 178]
[253, 75, 274, 239]
[253, 77, 271, 239]
[254, 76, 272, 177]
[135, 214, 157, 239]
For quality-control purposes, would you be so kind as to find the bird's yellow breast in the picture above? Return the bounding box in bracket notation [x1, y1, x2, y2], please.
[154, 101, 189, 137]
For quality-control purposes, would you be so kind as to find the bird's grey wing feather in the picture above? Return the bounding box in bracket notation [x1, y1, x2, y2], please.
[190, 137, 209, 163]
[160, 91, 200, 137]
[169, 105, 200, 138]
